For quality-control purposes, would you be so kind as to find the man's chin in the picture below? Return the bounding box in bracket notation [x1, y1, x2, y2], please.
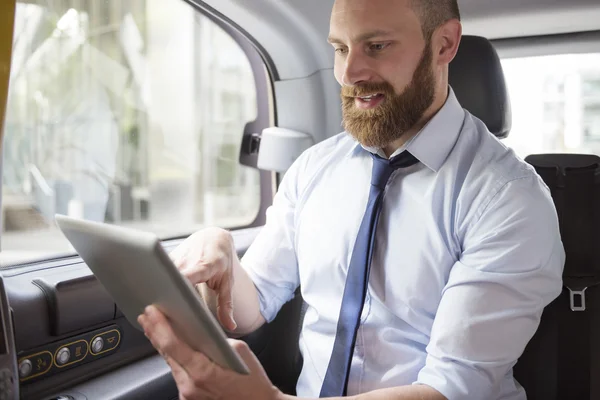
[346, 131, 385, 149]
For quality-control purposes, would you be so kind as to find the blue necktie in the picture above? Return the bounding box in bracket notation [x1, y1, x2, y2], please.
[320, 150, 419, 397]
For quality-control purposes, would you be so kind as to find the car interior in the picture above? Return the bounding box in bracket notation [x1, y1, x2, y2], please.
[1, 0, 600, 399]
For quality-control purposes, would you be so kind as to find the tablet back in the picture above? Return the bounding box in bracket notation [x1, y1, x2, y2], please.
[54, 214, 249, 374]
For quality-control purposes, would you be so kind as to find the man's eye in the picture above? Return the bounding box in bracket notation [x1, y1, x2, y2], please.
[370, 43, 388, 52]
[335, 47, 348, 55]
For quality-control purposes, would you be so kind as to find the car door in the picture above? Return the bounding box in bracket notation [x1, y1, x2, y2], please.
[0, 1, 301, 399]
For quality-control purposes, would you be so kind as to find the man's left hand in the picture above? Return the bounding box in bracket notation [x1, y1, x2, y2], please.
[138, 306, 283, 400]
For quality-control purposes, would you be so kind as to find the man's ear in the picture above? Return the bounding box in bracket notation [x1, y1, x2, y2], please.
[433, 20, 462, 66]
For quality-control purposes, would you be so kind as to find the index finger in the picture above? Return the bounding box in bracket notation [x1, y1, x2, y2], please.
[168, 246, 188, 270]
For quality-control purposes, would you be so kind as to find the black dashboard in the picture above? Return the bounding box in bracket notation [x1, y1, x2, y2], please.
[0, 260, 163, 400]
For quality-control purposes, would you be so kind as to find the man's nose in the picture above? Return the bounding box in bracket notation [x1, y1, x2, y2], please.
[341, 50, 374, 86]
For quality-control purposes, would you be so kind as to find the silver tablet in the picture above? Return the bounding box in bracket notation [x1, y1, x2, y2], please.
[55, 214, 249, 375]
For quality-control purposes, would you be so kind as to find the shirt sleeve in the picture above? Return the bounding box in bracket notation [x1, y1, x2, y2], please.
[240, 153, 306, 323]
[414, 176, 565, 400]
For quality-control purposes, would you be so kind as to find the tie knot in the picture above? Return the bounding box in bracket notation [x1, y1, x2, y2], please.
[370, 151, 418, 189]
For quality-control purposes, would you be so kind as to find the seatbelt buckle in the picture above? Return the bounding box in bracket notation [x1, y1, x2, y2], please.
[567, 287, 587, 311]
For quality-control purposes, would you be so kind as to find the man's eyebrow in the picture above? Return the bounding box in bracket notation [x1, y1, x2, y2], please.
[327, 30, 393, 44]
[327, 36, 344, 44]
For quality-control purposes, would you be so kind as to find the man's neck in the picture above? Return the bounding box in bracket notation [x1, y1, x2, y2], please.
[381, 86, 449, 158]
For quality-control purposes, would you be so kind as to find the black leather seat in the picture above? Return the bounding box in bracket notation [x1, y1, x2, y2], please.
[242, 35, 519, 395]
[515, 153, 600, 400]
[449, 35, 512, 139]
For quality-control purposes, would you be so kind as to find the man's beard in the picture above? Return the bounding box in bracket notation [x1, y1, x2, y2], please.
[341, 41, 435, 148]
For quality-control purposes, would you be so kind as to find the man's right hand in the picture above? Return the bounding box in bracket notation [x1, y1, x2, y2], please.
[169, 227, 238, 331]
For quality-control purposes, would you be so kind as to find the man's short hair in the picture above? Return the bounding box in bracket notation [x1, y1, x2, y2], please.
[411, 0, 461, 40]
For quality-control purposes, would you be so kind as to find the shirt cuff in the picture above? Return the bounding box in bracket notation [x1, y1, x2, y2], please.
[414, 354, 494, 400]
[241, 261, 296, 323]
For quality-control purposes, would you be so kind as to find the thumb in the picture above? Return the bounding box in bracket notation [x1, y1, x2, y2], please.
[227, 339, 270, 378]
[217, 278, 237, 332]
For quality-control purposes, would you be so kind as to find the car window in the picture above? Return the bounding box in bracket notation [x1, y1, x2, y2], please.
[1, 1, 267, 266]
[501, 53, 600, 157]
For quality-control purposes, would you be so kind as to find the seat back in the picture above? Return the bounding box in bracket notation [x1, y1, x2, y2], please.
[448, 35, 512, 138]
[515, 154, 600, 400]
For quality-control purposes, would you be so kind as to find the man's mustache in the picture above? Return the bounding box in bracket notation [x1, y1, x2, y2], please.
[341, 82, 395, 98]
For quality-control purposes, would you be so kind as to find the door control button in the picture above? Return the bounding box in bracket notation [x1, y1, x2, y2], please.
[91, 337, 104, 354]
[25, 351, 52, 378]
[19, 359, 32, 378]
[56, 347, 71, 366]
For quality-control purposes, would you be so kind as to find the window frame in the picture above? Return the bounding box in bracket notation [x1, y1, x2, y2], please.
[181, 0, 280, 230]
[0, 0, 278, 266]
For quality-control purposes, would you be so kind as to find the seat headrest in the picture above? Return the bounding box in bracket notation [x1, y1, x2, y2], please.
[449, 35, 512, 139]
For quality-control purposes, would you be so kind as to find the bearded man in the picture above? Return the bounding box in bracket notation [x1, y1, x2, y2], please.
[138, 1, 565, 399]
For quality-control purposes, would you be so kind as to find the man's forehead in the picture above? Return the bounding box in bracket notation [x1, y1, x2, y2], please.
[331, 0, 412, 14]
[329, 0, 418, 39]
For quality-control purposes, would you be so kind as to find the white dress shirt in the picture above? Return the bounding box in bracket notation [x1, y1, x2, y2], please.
[241, 88, 565, 400]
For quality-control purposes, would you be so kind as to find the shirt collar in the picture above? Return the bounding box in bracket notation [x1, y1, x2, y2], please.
[349, 87, 466, 172]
